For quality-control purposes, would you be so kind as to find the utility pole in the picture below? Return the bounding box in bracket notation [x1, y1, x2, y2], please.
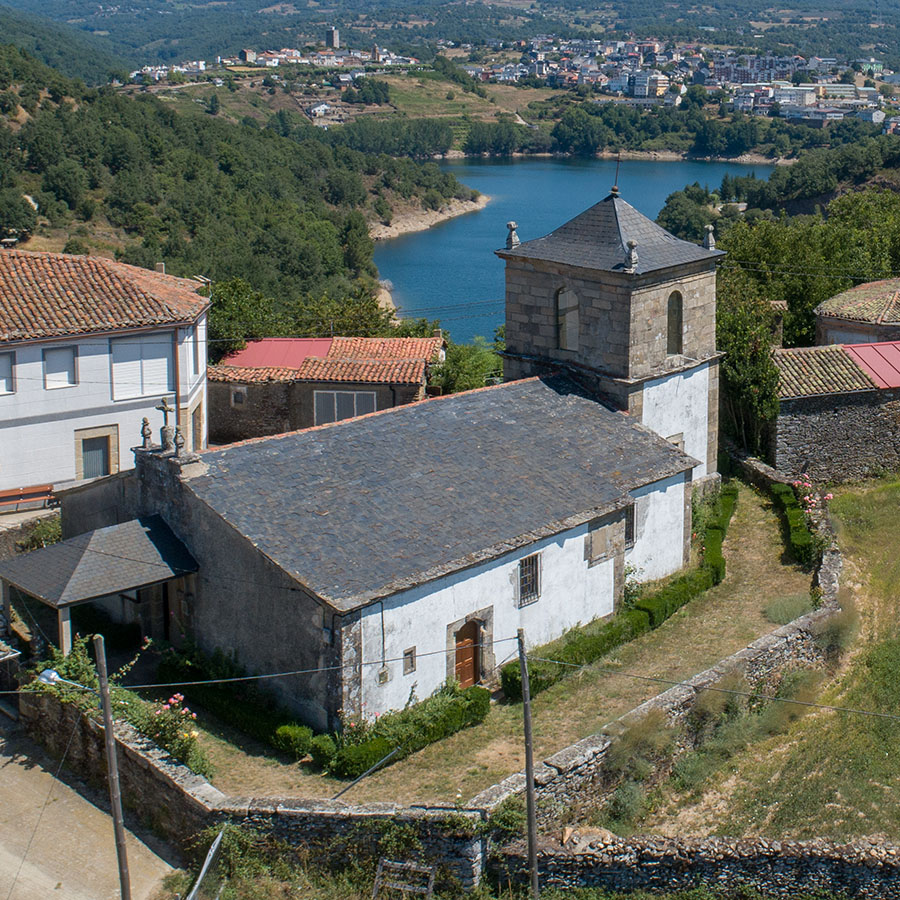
[517, 628, 539, 900]
[94, 634, 132, 900]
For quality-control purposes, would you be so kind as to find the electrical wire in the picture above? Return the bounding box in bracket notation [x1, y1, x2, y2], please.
[526, 654, 900, 723]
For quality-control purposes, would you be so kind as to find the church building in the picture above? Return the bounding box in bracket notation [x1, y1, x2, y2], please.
[0, 191, 723, 728]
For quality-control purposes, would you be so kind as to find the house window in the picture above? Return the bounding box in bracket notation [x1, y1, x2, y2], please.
[0, 352, 13, 394]
[82, 436, 110, 479]
[403, 647, 416, 675]
[518, 553, 541, 607]
[44, 346, 77, 389]
[231, 387, 247, 407]
[587, 520, 611, 565]
[314, 390, 376, 425]
[624, 503, 636, 548]
[111, 336, 174, 400]
[667, 291, 683, 356]
[556, 288, 579, 351]
[185, 327, 200, 380]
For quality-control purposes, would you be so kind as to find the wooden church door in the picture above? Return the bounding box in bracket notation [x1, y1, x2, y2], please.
[454, 620, 480, 688]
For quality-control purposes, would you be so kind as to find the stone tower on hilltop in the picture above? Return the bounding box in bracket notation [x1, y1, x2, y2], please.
[496, 186, 723, 487]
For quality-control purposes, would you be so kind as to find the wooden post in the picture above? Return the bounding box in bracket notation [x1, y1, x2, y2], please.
[94, 634, 132, 900]
[57, 607, 72, 656]
[517, 628, 540, 899]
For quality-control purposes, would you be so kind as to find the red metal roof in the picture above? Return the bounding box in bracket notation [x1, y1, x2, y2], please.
[844, 340, 900, 389]
[223, 338, 333, 368]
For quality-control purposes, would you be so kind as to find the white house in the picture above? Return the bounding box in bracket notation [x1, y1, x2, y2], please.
[0, 251, 209, 493]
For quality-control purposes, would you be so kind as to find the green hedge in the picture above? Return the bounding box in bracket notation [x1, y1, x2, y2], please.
[501, 483, 739, 702]
[769, 482, 818, 569]
[317, 683, 492, 778]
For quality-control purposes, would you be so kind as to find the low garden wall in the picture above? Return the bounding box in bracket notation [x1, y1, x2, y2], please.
[501, 835, 900, 898]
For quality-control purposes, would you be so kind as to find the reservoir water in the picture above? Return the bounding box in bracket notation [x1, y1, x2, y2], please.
[373, 157, 774, 343]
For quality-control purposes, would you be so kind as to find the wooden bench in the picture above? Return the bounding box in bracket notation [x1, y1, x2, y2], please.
[0, 484, 57, 512]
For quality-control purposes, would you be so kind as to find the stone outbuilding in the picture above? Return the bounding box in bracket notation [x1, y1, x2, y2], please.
[815, 278, 900, 345]
[771, 341, 900, 481]
[207, 335, 445, 442]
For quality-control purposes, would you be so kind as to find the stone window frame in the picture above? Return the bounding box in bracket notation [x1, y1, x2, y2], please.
[555, 286, 579, 352]
[667, 291, 684, 357]
[230, 386, 248, 407]
[445, 606, 494, 684]
[666, 432, 685, 452]
[73, 424, 119, 481]
[403, 646, 416, 675]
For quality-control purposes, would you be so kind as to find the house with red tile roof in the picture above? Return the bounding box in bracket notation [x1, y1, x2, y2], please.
[206, 335, 445, 443]
[815, 278, 900, 345]
[0, 251, 209, 495]
[770, 340, 900, 481]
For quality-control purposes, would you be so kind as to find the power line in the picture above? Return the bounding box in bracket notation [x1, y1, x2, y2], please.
[526, 654, 900, 724]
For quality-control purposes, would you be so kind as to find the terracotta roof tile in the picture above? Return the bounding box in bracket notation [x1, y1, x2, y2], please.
[297, 356, 426, 384]
[327, 336, 444, 361]
[0, 250, 208, 343]
[815, 278, 900, 324]
[207, 365, 304, 384]
[774, 345, 877, 399]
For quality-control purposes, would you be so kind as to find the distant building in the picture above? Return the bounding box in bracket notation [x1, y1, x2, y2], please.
[239, 49, 257, 64]
[326, 26, 340, 50]
[815, 278, 900, 344]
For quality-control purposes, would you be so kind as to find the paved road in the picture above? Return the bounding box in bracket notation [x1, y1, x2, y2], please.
[0, 716, 175, 900]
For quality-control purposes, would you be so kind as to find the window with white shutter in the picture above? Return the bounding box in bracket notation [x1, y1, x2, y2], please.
[112, 336, 173, 400]
[0, 353, 13, 394]
[44, 347, 76, 389]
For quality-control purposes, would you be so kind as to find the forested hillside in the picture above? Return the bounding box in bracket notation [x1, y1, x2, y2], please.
[0, 45, 477, 352]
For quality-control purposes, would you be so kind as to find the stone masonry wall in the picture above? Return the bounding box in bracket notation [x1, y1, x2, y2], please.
[207, 380, 293, 444]
[501, 835, 900, 898]
[18, 690, 487, 888]
[774, 390, 900, 482]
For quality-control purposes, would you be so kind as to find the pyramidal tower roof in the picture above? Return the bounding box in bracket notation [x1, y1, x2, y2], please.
[496, 187, 724, 276]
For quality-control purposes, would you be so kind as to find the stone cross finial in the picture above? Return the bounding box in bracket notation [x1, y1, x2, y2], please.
[703, 224, 716, 250]
[506, 221, 520, 250]
[140, 417, 152, 449]
[624, 239, 638, 273]
[155, 396, 175, 427]
[174, 427, 185, 458]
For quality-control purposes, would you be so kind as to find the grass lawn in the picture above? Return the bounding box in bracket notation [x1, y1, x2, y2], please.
[195, 481, 811, 805]
[641, 475, 900, 841]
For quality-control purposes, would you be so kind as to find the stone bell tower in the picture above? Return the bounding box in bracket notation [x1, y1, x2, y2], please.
[496, 187, 723, 486]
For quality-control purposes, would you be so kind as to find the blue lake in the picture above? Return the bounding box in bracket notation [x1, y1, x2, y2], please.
[373, 157, 774, 343]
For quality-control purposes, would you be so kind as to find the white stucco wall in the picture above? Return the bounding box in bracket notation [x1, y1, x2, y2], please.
[641, 363, 710, 479]
[0, 319, 207, 491]
[625, 472, 688, 582]
[357, 470, 688, 717]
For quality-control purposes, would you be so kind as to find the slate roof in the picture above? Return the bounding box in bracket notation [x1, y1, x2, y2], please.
[185, 375, 696, 611]
[0, 516, 197, 608]
[816, 278, 900, 324]
[496, 189, 724, 275]
[0, 251, 209, 343]
[774, 345, 876, 399]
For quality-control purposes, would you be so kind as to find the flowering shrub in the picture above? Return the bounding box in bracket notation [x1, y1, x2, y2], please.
[793, 473, 834, 514]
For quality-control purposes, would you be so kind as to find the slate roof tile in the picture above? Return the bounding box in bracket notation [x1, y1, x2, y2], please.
[185, 375, 696, 611]
[774, 345, 876, 399]
[496, 190, 723, 275]
[0, 251, 209, 343]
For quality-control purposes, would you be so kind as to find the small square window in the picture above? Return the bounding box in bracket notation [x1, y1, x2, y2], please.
[587, 520, 610, 565]
[518, 553, 541, 607]
[666, 433, 685, 452]
[231, 388, 246, 406]
[403, 647, 416, 675]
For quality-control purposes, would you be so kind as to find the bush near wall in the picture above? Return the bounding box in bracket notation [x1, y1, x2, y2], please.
[769, 483, 819, 569]
[501, 483, 739, 702]
[317, 683, 491, 778]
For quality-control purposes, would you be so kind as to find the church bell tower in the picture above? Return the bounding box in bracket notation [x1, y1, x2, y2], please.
[496, 187, 723, 486]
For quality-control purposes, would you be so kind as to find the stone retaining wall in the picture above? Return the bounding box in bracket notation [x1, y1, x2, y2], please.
[500, 835, 900, 898]
[18, 690, 486, 887]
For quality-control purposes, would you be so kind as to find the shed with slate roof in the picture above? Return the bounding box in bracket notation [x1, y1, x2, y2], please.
[55, 374, 697, 727]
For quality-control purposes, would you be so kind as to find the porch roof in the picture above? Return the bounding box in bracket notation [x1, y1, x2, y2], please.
[0, 516, 197, 608]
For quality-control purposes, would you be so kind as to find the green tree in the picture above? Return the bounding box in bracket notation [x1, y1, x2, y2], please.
[42, 159, 87, 208]
[428, 336, 502, 394]
[0, 189, 37, 239]
[207, 92, 220, 115]
[207, 278, 285, 362]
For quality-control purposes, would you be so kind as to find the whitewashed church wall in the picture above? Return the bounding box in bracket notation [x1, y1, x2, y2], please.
[626, 473, 689, 582]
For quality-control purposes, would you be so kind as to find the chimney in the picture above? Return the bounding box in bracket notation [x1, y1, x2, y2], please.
[155, 262, 166, 274]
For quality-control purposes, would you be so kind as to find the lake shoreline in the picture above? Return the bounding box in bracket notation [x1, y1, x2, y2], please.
[443, 149, 792, 166]
[370, 193, 491, 241]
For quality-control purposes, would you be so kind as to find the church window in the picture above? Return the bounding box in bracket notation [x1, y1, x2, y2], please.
[517, 553, 541, 607]
[624, 503, 635, 548]
[667, 292, 683, 356]
[556, 288, 579, 351]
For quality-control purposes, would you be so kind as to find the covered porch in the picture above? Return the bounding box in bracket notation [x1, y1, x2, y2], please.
[0, 516, 197, 655]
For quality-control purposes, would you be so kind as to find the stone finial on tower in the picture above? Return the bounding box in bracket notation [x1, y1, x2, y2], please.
[140, 417, 152, 449]
[506, 221, 520, 250]
[703, 224, 716, 250]
[174, 427, 186, 458]
[156, 396, 176, 452]
[624, 240, 638, 274]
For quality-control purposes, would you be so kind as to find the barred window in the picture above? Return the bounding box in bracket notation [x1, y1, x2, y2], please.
[518, 553, 541, 607]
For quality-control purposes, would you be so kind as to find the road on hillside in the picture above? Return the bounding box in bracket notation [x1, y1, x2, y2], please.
[0, 716, 174, 900]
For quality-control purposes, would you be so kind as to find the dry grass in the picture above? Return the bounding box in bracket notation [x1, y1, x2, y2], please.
[197, 481, 811, 805]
